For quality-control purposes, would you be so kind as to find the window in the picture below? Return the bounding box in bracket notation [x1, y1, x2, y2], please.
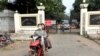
[90, 14, 100, 25]
[21, 17, 36, 26]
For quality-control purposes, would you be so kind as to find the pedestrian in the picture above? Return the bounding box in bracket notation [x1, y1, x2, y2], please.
[60, 23, 65, 33]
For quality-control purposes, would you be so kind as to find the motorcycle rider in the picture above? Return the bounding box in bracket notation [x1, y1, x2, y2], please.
[32, 23, 52, 51]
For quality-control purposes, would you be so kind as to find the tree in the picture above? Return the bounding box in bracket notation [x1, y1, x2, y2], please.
[88, 0, 100, 11]
[71, 0, 100, 22]
[13, 0, 37, 13]
[7, 0, 66, 20]
[35, 0, 66, 20]
[0, 0, 66, 20]
[0, 0, 16, 11]
[0, 0, 7, 11]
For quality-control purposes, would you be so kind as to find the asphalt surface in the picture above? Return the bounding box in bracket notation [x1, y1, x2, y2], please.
[48, 34, 100, 56]
[1, 34, 100, 56]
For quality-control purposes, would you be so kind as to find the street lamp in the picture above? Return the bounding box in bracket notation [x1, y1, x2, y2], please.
[8, 0, 15, 3]
[83, 0, 86, 3]
[80, 0, 88, 9]
[37, 3, 45, 11]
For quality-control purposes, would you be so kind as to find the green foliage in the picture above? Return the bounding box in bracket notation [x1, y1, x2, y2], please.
[0, 0, 67, 20]
[73, 0, 82, 12]
[73, 0, 100, 11]
[14, 0, 37, 13]
[71, 0, 100, 22]
[88, 0, 100, 11]
[0, 0, 7, 11]
[35, 0, 66, 20]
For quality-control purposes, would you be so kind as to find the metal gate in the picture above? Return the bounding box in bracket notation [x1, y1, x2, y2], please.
[46, 20, 80, 34]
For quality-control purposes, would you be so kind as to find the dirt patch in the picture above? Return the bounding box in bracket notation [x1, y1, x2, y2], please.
[0, 41, 29, 51]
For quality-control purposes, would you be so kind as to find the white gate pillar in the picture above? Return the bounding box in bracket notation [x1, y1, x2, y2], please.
[37, 3, 45, 24]
[14, 11, 20, 33]
[80, 3, 88, 35]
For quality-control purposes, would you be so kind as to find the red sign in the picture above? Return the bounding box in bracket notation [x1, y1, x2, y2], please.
[45, 20, 52, 26]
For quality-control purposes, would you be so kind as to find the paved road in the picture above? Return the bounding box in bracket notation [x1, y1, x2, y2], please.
[1, 34, 100, 56]
[48, 34, 100, 56]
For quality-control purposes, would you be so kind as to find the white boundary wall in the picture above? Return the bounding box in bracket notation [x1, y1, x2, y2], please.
[80, 3, 100, 39]
[14, 4, 45, 34]
[14, 13, 39, 34]
[86, 11, 100, 34]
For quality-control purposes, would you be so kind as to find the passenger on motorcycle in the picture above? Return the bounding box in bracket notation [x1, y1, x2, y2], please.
[32, 23, 52, 51]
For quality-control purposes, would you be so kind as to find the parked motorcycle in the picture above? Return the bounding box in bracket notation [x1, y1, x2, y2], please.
[29, 35, 46, 56]
[0, 34, 14, 47]
[0, 35, 7, 47]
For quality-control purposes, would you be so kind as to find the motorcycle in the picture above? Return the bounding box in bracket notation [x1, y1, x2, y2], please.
[29, 35, 46, 56]
[0, 35, 7, 47]
[0, 35, 14, 47]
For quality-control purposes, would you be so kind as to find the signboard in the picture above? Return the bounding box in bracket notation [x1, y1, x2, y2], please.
[45, 20, 52, 26]
[51, 20, 56, 24]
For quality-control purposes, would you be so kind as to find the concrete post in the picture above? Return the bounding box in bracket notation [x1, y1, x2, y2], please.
[37, 3, 45, 24]
[80, 3, 88, 35]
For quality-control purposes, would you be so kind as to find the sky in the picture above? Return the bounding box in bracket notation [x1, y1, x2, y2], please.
[62, 0, 75, 15]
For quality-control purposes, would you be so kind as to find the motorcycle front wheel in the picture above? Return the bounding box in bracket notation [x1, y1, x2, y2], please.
[29, 50, 37, 56]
